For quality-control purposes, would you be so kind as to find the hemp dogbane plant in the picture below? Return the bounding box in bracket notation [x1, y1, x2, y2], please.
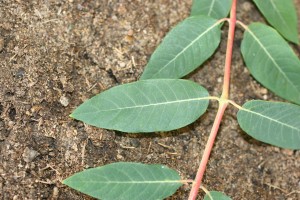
[63, 0, 300, 199]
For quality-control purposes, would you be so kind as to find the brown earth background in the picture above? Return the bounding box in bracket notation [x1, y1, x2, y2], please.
[0, 0, 300, 199]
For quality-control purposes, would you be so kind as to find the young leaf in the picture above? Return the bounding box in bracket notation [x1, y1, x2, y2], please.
[204, 191, 232, 200]
[63, 162, 182, 200]
[253, 0, 299, 44]
[71, 79, 209, 132]
[191, 0, 232, 19]
[237, 100, 300, 150]
[241, 23, 300, 105]
[140, 16, 221, 80]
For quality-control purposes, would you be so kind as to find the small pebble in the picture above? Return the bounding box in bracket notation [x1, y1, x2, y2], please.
[281, 149, 294, 156]
[52, 187, 59, 198]
[260, 88, 268, 95]
[59, 96, 69, 107]
[117, 5, 127, 14]
[127, 29, 134, 36]
[112, 15, 118, 21]
[0, 37, 4, 52]
[119, 62, 126, 68]
[242, 2, 252, 12]
[22, 147, 39, 162]
[16, 67, 25, 78]
[8, 121, 15, 127]
[263, 94, 268, 100]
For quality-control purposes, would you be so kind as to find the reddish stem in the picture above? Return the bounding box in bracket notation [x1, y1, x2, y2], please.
[188, 0, 237, 199]
[188, 102, 228, 200]
[222, 0, 237, 99]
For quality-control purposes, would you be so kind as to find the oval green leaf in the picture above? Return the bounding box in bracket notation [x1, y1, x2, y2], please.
[71, 79, 209, 132]
[204, 191, 232, 200]
[191, 0, 232, 19]
[140, 16, 221, 79]
[63, 162, 182, 200]
[237, 100, 300, 149]
[241, 23, 300, 105]
[253, 0, 299, 44]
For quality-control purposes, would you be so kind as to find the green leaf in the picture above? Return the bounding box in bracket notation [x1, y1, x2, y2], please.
[191, 0, 232, 19]
[204, 191, 232, 200]
[237, 100, 300, 150]
[241, 23, 300, 105]
[71, 79, 209, 132]
[253, 0, 299, 44]
[63, 162, 182, 200]
[140, 16, 221, 79]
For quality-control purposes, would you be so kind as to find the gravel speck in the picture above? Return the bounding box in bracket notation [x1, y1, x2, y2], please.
[22, 147, 39, 163]
[59, 96, 69, 107]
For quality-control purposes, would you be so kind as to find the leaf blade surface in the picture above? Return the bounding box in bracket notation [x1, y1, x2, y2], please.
[241, 23, 300, 105]
[63, 162, 182, 200]
[237, 100, 300, 149]
[71, 79, 209, 132]
[204, 191, 232, 200]
[191, 0, 232, 19]
[140, 16, 221, 79]
[253, 0, 299, 44]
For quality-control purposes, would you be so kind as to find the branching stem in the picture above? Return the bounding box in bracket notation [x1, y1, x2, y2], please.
[188, 0, 237, 199]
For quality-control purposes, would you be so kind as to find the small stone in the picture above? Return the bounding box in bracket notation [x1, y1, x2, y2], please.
[281, 149, 294, 156]
[77, 4, 83, 10]
[242, 2, 252, 12]
[111, 15, 118, 21]
[16, 67, 25, 78]
[117, 5, 127, 14]
[127, 29, 134, 36]
[59, 96, 69, 107]
[263, 94, 268, 100]
[0, 37, 4, 52]
[260, 88, 268, 94]
[22, 147, 39, 162]
[119, 62, 126, 68]
[129, 138, 140, 148]
[52, 187, 59, 198]
[8, 121, 15, 127]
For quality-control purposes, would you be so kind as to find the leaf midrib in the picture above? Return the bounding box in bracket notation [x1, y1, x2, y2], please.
[269, 0, 290, 32]
[88, 97, 210, 113]
[240, 106, 300, 132]
[78, 180, 182, 184]
[151, 20, 219, 77]
[208, 0, 216, 17]
[246, 27, 299, 94]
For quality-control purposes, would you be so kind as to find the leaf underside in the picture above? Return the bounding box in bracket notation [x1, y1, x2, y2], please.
[241, 23, 300, 105]
[63, 162, 182, 200]
[71, 79, 209, 133]
[237, 100, 300, 150]
[204, 191, 232, 200]
[140, 16, 221, 80]
[191, 0, 232, 19]
[253, 0, 299, 44]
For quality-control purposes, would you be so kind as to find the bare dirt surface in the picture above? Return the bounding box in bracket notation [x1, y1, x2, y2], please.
[0, 0, 299, 199]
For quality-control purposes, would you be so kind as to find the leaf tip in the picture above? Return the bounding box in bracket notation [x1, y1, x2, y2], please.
[61, 178, 69, 185]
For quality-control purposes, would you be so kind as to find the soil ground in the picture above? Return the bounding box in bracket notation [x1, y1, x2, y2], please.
[0, 0, 299, 199]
